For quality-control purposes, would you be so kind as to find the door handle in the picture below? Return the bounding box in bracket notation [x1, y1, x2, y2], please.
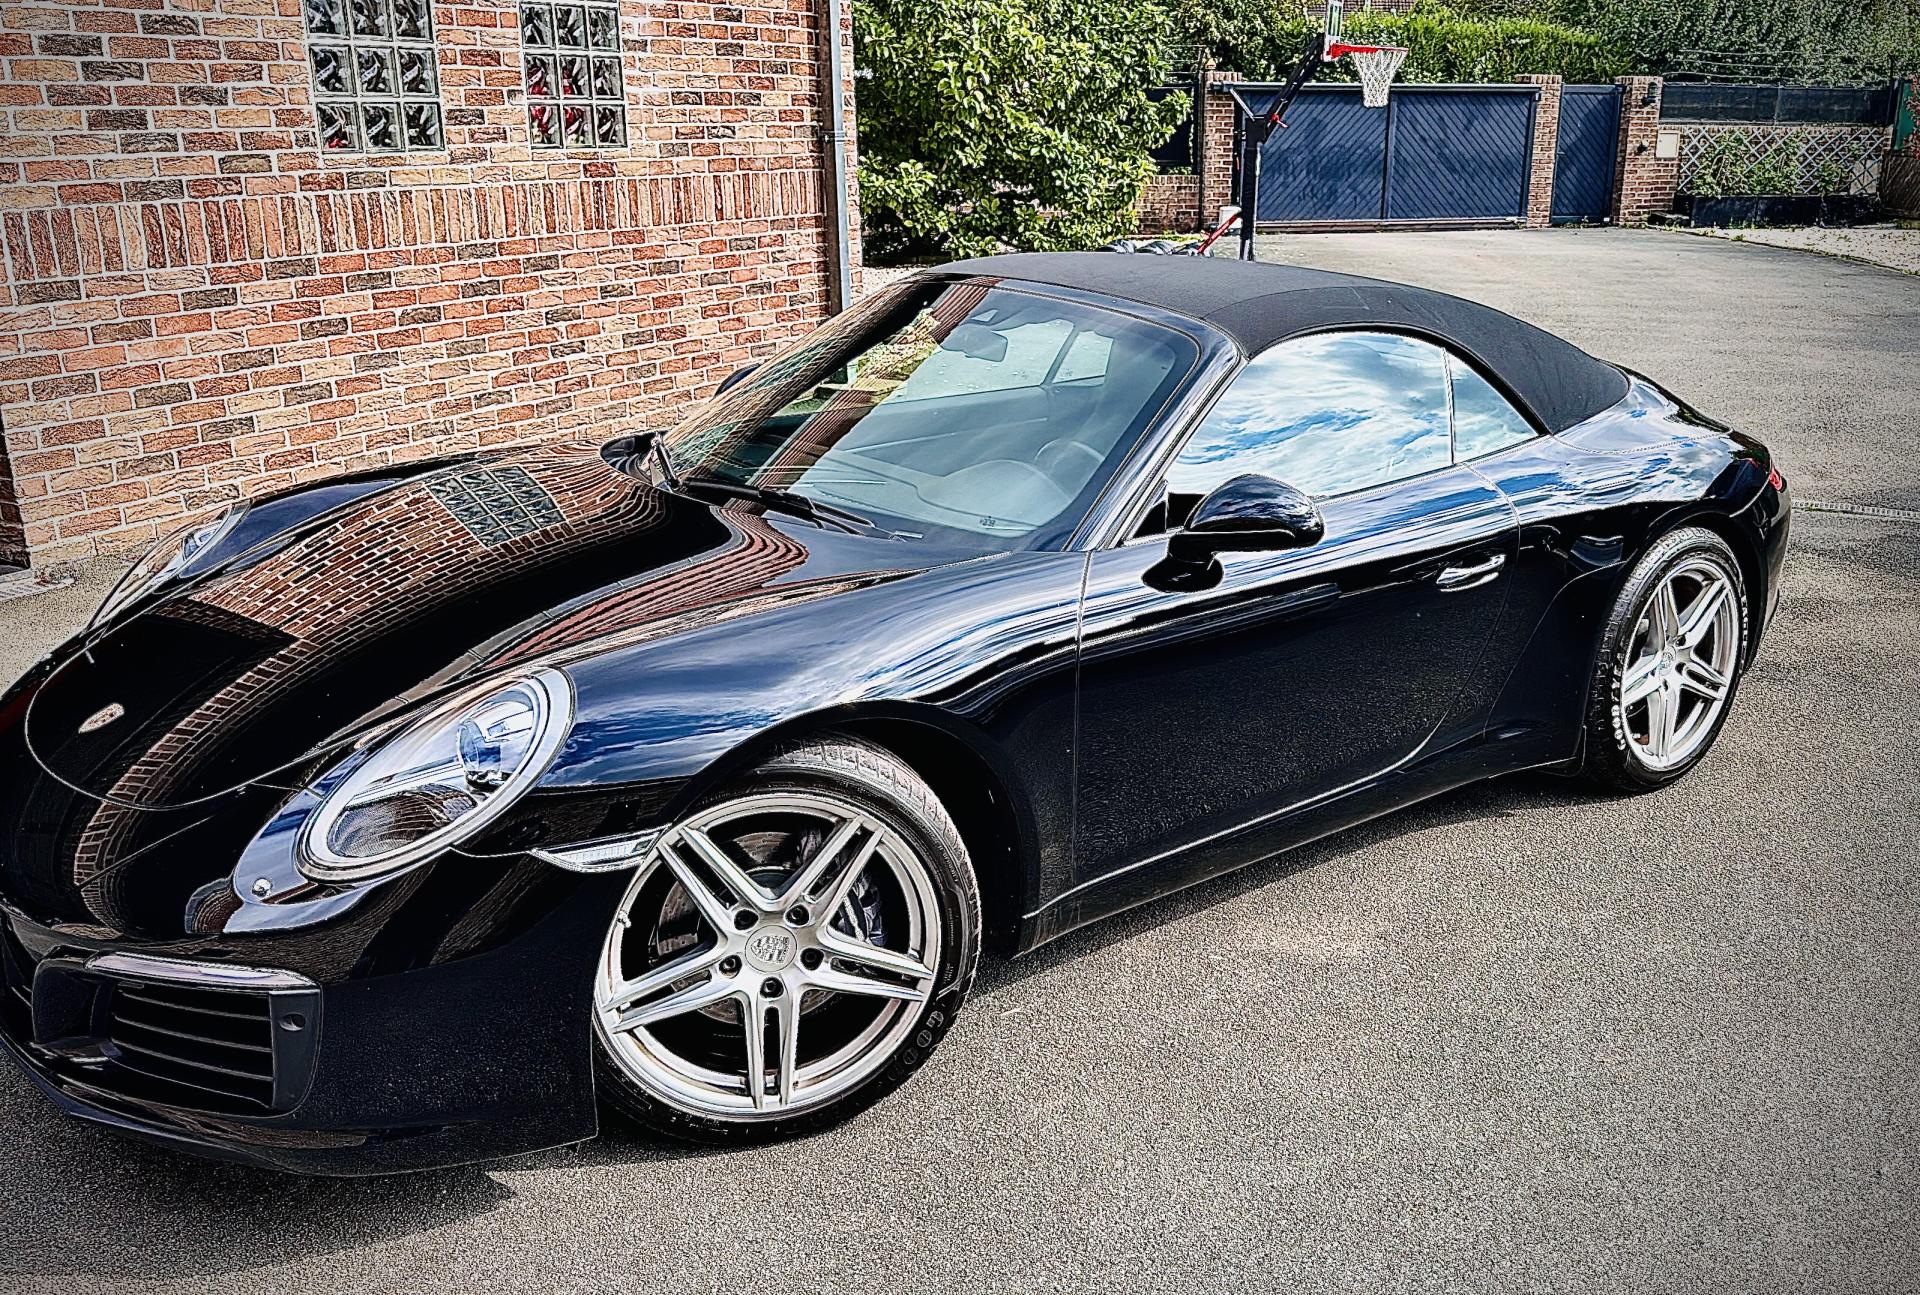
[1435, 552, 1506, 592]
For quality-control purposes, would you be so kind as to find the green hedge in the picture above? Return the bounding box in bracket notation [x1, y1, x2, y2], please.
[1173, 1, 1628, 83]
[1542, 0, 1920, 86]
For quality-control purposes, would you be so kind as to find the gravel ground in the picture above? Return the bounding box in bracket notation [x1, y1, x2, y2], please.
[1682, 222, 1920, 276]
[2, 230, 1917, 1294]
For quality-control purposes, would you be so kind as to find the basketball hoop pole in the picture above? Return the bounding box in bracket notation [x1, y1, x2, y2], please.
[1225, 0, 1403, 261]
[1229, 32, 1326, 261]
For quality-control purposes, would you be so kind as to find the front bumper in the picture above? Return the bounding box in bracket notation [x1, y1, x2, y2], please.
[1762, 476, 1791, 633]
[0, 881, 616, 1175]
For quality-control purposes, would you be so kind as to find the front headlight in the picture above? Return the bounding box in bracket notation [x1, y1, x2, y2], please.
[297, 668, 573, 883]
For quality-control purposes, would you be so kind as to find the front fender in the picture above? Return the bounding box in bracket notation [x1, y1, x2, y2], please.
[500, 550, 1089, 912]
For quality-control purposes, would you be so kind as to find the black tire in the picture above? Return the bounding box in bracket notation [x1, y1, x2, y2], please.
[596, 735, 980, 1145]
[1580, 525, 1749, 793]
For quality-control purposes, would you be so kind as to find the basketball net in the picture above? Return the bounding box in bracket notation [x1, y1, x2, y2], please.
[1342, 45, 1407, 109]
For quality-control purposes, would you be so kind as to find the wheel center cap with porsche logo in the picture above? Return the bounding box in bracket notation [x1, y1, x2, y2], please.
[743, 928, 797, 973]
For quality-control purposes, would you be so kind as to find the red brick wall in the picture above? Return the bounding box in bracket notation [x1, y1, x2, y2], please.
[0, 0, 860, 568]
[1611, 75, 1675, 227]
[1134, 173, 1199, 234]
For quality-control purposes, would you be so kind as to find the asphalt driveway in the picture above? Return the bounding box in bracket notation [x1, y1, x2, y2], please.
[3, 229, 1917, 1294]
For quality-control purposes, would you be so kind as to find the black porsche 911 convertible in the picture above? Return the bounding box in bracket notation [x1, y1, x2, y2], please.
[0, 254, 1789, 1173]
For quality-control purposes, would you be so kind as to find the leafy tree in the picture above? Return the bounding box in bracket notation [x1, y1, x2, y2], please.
[855, 0, 1187, 261]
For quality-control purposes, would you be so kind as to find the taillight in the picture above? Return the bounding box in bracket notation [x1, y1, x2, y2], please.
[1767, 463, 1786, 492]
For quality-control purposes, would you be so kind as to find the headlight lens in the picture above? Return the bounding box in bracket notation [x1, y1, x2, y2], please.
[297, 668, 573, 882]
[93, 504, 246, 625]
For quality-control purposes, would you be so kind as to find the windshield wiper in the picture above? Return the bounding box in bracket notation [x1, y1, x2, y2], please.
[678, 475, 877, 534]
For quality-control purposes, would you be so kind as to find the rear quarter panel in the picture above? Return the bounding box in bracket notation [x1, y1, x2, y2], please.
[1466, 374, 1781, 769]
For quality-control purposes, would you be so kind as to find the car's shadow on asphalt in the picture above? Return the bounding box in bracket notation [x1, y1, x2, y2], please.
[970, 770, 1605, 998]
[4, 771, 1602, 1283]
[0, 1118, 519, 1282]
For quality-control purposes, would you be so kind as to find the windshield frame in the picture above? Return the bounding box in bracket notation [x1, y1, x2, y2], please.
[658, 273, 1222, 554]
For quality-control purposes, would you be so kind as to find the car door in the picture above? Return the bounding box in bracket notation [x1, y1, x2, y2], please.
[1070, 331, 1518, 894]
[1437, 349, 1564, 723]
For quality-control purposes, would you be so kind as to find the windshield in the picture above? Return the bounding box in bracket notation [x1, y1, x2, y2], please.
[661, 277, 1201, 550]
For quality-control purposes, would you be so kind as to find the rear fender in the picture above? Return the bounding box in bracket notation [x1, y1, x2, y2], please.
[1476, 376, 1772, 767]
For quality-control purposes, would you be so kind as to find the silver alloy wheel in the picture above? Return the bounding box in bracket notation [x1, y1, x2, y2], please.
[1617, 557, 1740, 772]
[594, 790, 942, 1121]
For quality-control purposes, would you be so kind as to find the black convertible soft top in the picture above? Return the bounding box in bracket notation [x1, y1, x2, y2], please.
[937, 252, 1629, 436]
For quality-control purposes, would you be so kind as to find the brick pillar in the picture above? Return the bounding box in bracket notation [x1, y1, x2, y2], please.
[1517, 75, 1563, 228]
[1198, 69, 1243, 231]
[1612, 75, 1677, 226]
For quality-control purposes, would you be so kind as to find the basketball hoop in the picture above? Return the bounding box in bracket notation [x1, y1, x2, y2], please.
[1225, 1, 1409, 261]
[1331, 43, 1407, 109]
[1321, 0, 1405, 109]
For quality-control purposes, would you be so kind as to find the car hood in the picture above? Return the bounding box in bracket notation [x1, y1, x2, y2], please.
[15, 442, 937, 817]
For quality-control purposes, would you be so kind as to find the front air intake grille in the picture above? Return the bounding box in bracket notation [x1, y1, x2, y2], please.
[104, 982, 278, 1111]
[0, 938, 321, 1117]
[0, 922, 36, 1041]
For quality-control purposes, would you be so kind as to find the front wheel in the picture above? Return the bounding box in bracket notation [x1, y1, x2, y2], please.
[1581, 526, 1749, 792]
[593, 737, 980, 1144]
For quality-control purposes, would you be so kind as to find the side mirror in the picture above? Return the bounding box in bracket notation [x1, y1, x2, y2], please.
[1167, 474, 1323, 562]
[716, 363, 757, 396]
[600, 430, 660, 477]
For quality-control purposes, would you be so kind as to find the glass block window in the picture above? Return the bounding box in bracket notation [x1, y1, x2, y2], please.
[521, 1, 626, 149]
[303, 0, 444, 153]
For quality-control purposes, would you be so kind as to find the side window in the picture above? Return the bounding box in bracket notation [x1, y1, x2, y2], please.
[1448, 356, 1536, 459]
[1166, 332, 1451, 506]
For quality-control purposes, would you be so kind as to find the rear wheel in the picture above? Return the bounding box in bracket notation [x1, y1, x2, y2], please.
[593, 737, 979, 1144]
[1582, 526, 1748, 792]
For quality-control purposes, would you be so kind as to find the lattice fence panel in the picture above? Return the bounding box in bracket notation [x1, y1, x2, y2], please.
[1678, 124, 1891, 196]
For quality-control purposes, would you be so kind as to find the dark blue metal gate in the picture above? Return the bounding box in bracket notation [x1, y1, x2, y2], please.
[1255, 89, 1389, 222]
[1551, 85, 1623, 223]
[1254, 84, 1540, 225]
